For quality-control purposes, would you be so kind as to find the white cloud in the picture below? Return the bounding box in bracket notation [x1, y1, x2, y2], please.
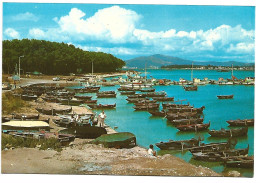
[227, 42, 255, 54]
[11, 12, 39, 22]
[4, 28, 20, 39]
[57, 6, 140, 43]
[25, 6, 254, 59]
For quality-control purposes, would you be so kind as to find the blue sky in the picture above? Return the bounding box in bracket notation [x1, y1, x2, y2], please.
[3, 3, 255, 62]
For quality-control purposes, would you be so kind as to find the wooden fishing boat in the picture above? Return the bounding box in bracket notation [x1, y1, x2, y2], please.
[142, 92, 166, 97]
[60, 126, 107, 139]
[192, 152, 225, 162]
[208, 127, 248, 137]
[148, 110, 167, 117]
[36, 107, 72, 115]
[226, 119, 254, 127]
[118, 87, 139, 91]
[126, 98, 149, 103]
[162, 103, 192, 109]
[166, 112, 201, 120]
[133, 104, 159, 111]
[13, 114, 40, 120]
[8, 131, 75, 146]
[127, 94, 146, 98]
[58, 98, 84, 106]
[176, 122, 210, 132]
[74, 95, 92, 100]
[217, 95, 234, 99]
[84, 99, 98, 104]
[223, 156, 253, 168]
[21, 94, 38, 101]
[74, 86, 100, 93]
[120, 91, 136, 95]
[96, 93, 116, 98]
[183, 85, 198, 91]
[87, 103, 116, 109]
[152, 97, 174, 101]
[167, 106, 205, 114]
[155, 138, 200, 150]
[98, 91, 116, 94]
[168, 118, 204, 126]
[191, 145, 249, 156]
[189, 142, 233, 153]
[91, 132, 136, 148]
[140, 88, 155, 92]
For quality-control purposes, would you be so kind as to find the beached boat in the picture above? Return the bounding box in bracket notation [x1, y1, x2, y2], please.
[176, 122, 210, 132]
[91, 132, 136, 148]
[36, 107, 72, 115]
[226, 119, 254, 127]
[183, 85, 198, 91]
[168, 118, 204, 126]
[13, 113, 40, 120]
[74, 86, 100, 93]
[58, 98, 84, 106]
[208, 127, 248, 137]
[21, 94, 38, 101]
[84, 99, 98, 104]
[8, 131, 75, 146]
[152, 97, 174, 101]
[74, 95, 92, 100]
[87, 103, 116, 109]
[2, 120, 50, 131]
[60, 126, 107, 139]
[155, 138, 200, 150]
[217, 95, 234, 99]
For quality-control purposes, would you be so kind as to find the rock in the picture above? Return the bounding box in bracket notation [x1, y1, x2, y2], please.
[161, 154, 172, 159]
[227, 170, 241, 177]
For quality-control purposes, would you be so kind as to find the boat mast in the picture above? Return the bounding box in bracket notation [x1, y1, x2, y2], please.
[231, 64, 233, 77]
[191, 62, 193, 83]
[145, 62, 147, 82]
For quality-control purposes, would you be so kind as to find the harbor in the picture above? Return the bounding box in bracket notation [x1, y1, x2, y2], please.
[2, 68, 254, 177]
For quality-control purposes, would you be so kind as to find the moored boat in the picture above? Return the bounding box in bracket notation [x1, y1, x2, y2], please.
[152, 97, 174, 101]
[217, 95, 234, 99]
[176, 122, 210, 132]
[226, 119, 254, 127]
[87, 103, 116, 109]
[168, 118, 204, 126]
[155, 138, 200, 150]
[183, 85, 198, 91]
[208, 127, 248, 137]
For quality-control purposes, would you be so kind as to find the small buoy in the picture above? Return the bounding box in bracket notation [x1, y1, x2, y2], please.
[114, 126, 118, 129]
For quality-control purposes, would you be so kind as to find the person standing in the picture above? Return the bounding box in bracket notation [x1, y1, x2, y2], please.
[98, 111, 106, 127]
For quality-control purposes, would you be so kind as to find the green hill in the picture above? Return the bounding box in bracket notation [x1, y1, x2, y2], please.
[2, 39, 125, 75]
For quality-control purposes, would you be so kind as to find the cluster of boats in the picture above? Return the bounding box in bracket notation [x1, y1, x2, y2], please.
[156, 138, 253, 168]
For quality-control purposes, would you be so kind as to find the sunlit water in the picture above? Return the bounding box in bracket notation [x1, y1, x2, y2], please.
[70, 69, 255, 177]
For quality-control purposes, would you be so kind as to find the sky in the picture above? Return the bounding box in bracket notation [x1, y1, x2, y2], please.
[2, 2, 255, 62]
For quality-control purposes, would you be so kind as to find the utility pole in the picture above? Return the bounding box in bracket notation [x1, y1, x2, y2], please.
[19, 55, 24, 80]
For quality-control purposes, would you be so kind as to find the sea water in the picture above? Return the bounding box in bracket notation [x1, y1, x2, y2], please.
[76, 69, 254, 177]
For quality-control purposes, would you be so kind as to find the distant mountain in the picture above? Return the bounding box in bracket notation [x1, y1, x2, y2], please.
[125, 54, 254, 68]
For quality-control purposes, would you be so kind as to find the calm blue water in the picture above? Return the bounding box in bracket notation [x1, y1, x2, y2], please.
[71, 69, 255, 177]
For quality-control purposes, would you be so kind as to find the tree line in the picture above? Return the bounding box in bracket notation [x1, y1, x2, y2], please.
[2, 39, 125, 75]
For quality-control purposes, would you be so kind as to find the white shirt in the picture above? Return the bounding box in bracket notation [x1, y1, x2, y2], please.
[148, 148, 154, 156]
[99, 113, 106, 119]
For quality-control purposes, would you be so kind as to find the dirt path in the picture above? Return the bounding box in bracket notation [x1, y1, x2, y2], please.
[1, 139, 220, 176]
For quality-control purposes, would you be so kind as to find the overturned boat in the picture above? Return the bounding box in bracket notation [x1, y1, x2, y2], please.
[91, 132, 136, 148]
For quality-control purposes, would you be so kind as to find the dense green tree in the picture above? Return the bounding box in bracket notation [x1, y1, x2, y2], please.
[2, 39, 125, 75]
